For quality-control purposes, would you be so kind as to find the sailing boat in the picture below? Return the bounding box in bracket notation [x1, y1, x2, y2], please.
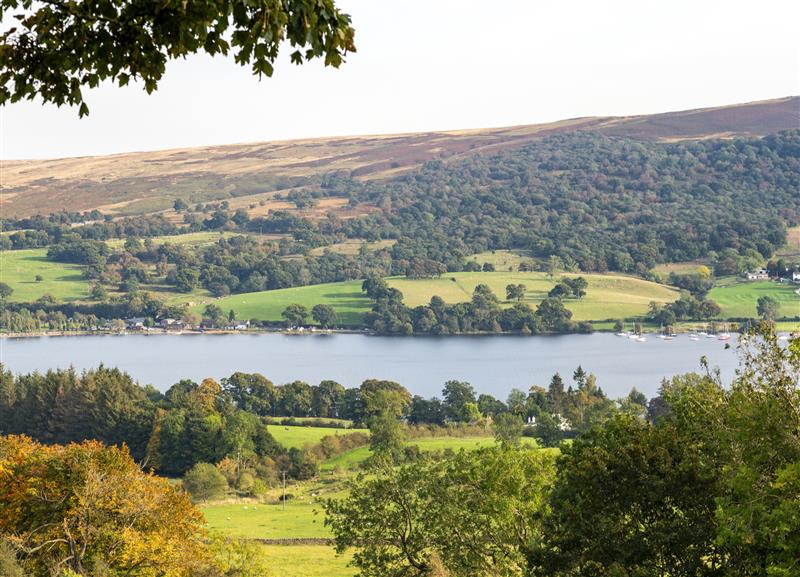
[718, 322, 731, 341]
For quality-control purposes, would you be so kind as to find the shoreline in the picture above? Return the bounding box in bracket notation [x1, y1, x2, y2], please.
[2, 322, 798, 340]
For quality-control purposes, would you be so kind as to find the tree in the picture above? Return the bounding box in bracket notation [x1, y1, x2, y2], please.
[536, 297, 573, 332]
[756, 295, 781, 321]
[90, 283, 108, 301]
[2, 0, 356, 115]
[506, 283, 526, 301]
[0, 283, 12, 299]
[367, 410, 406, 464]
[442, 380, 477, 423]
[493, 412, 524, 448]
[312, 380, 346, 418]
[312, 304, 338, 328]
[536, 414, 724, 576]
[325, 447, 556, 577]
[203, 303, 225, 327]
[276, 380, 313, 416]
[282, 303, 310, 326]
[0, 436, 210, 575]
[173, 198, 189, 212]
[222, 372, 276, 416]
[183, 462, 229, 502]
[711, 325, 800, 574]
[547, 255, 563, 278]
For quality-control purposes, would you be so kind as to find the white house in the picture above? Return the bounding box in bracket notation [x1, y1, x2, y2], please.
[793, 272, 800, 284]
[745, 269, 769, 280]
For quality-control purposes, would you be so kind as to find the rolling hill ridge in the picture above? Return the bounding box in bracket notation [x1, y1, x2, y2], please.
[2, 96, 797, 218]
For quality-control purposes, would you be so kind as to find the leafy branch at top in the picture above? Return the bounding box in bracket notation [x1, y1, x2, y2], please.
[0, 0, 356, 115]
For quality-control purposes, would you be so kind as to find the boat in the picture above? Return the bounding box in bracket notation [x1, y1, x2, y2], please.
[636, 335, 647, 342]
[689, 334, 700, 341]
[718, 323, 731, 341]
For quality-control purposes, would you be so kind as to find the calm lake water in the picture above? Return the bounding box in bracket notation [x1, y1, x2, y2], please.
[0, 333, 741, 399]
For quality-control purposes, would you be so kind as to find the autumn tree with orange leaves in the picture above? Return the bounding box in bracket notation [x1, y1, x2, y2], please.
[0, 435, 216, 576]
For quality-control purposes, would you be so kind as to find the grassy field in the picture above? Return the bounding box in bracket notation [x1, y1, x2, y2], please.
[105, 231, 245, 249]
[203, 499, 332, 540]
[267, 425, 368, 450]
[651, 261, 709, 276]
[466, 250, 533, 272]
[203, 439, 554, 576]
[708, 279, 799, 319]
[259, 545, 353, 577]
[309, 239, 396, 257]
[208, 271, 679, 325]
[775, 225, 800, 259]
[0, 248, 91, 302]
[322, 436, 541, 471]
[202, 281, 370, 325]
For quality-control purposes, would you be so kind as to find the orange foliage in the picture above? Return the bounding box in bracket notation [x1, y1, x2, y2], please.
[0, 435, 210, 576]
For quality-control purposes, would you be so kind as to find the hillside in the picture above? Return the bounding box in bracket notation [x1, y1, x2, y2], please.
[2, 96, 797, 218]
[204, 272, 679, 326]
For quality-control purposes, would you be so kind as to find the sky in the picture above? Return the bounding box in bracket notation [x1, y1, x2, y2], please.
[2, 0, 799, 160]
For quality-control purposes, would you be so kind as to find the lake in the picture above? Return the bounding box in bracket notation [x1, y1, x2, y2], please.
[0, 332, 742, 399]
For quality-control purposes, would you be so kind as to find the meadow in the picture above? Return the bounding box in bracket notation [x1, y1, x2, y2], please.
[322, 435, 542, 471]
[105, 230, 244, 249]
[202, 430, 551, 577]
[209, 271, 679, 326]
[0, 248, 90, 302]
[267, 425, 368, 450]
[708, 278, 799, 319]
[258, 545, 353, 577]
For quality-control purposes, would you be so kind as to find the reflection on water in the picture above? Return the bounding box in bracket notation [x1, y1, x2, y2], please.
[0, 332, 740, 399]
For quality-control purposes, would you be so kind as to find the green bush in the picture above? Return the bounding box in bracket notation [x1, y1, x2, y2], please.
[183, 463, 228, 502]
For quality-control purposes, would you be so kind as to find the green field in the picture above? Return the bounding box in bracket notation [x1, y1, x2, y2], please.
[203, 438, 553, 576]
[0, 248, 91, 302]
[260, 545, 353, 577]
[467, 250, 533, 271]
[267, 425, 368, 450]
[204, 281, 370, 325]
[708, 279, 799, 319]
[105, 231, 244, 249]
[322, 436, 541, 471]
[209, 271, 679, 326]
[651, 261, 709, 276]
[203, 498, 332, 539]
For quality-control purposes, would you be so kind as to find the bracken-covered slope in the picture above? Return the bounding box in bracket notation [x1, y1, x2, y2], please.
[1, 96, 798, 218]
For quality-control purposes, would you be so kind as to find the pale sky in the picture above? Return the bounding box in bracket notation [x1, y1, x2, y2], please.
[2, 0, 799, 160]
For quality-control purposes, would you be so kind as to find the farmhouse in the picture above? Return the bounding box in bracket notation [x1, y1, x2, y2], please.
[124, 317, 146, 330]
[745, 269, 769, 280]
[159, 318, 188, 331]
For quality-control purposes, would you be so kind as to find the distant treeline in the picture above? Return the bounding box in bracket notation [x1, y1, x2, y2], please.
[0, 361, 651, 476]
[360, 276, 591, 335]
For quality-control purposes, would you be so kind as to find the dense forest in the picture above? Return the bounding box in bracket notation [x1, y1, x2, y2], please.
[332, 130, 800, 274]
